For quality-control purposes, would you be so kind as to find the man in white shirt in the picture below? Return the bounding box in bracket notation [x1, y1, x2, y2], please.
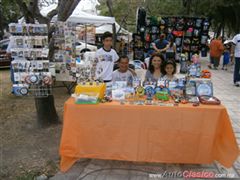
[95, 31, 119, 82]
[112, 55, 136, 85]
[231, 34, 240, 86]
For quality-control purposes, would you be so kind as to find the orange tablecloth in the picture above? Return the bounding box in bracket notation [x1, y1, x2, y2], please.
[59, 98, 239, 172]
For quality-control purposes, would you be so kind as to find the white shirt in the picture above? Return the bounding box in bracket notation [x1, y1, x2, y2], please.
[232, 34, 240, 58]
[95, 47, 119, 81]
[112, 69, 133, 82]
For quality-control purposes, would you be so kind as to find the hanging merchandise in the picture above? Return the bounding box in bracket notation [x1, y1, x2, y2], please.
[136, 7, 147, 32]
[195, 18, 203, 28]
[185, 27, 193, 37]
[9, 23, 52, 97]
[203, 19, 210, 31]
[193, 29, 201, 37]
[151, 26, 159, 34]
[201, 35, 208, 45]
[53, 21, 77, 82]
[175, 37, 182, 46]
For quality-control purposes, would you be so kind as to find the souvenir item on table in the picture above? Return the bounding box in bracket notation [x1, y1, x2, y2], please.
[145, 86, 155, 101]
[136, 86, 145, 97]
[155, 91, 169, 101]
[201, 69, 211, 78]
[132, 77, 141, 88]
[124, 87, 135, 99]
[73, 93, 99, 104]
[185, 81, 196, 96]
[181, 98, 188, 104]
[168, 80, 178, 90]
[75, 82, 106, 100]
[112, 89, 125, 101]
[199, 96, 221, 105]
[187, 96, 199, 103]
[180, 54, 189, 74]
[143, 78, 156, 87]
[196, 81, 213, 97]
[177, 78, 186, 89]
[157, 79, 166, 88]
[188, 64, 201, 77]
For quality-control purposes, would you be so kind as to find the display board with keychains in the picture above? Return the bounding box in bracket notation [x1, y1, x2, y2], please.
[9, 23, 52, 97]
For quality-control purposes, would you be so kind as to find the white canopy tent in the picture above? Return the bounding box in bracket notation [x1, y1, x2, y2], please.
[96, 23, 129, 35]
[40, 4, 115, 25]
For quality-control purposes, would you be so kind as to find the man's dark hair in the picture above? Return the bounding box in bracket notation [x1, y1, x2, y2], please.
[102, 31, 113, 40]
[118, 55, 129, 62]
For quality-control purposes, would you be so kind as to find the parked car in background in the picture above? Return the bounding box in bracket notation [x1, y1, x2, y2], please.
[75, 41, 97, 55]
[0, 39, 11, 68]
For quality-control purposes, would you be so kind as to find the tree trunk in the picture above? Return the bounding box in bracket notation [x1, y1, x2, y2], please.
[0, 0, 4, 39]
[106, 0, 116, 48]
[35, 95, 59, 127]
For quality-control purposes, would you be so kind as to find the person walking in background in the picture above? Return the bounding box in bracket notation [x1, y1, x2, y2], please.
[231, 33, 240, 87]
[222, 42, 231, 70]
[208, 36, 224, 70]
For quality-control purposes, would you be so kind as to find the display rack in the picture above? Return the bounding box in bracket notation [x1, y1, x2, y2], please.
[9, 23, 52, 97]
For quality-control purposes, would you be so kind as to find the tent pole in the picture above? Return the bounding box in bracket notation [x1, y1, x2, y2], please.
[85, 24, 87, 49]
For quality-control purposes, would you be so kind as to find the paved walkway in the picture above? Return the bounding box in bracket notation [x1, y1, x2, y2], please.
[51, 57, 240, 180]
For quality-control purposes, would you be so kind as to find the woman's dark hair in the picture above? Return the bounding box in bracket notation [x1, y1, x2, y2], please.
[102, 31, 112, 40]
[161, 60, 177, 75]
[118, 55, 129, 62]
[148, 53, 165, 73]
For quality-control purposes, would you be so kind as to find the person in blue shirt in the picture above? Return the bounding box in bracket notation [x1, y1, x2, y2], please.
[152, 34, 170, 58]
[222, 44, 230, 70]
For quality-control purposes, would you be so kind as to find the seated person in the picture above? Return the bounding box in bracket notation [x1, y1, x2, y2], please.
[112, 55, 136, 84]
[161, 60, 178, 81]
[145, 53, 165, 82]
